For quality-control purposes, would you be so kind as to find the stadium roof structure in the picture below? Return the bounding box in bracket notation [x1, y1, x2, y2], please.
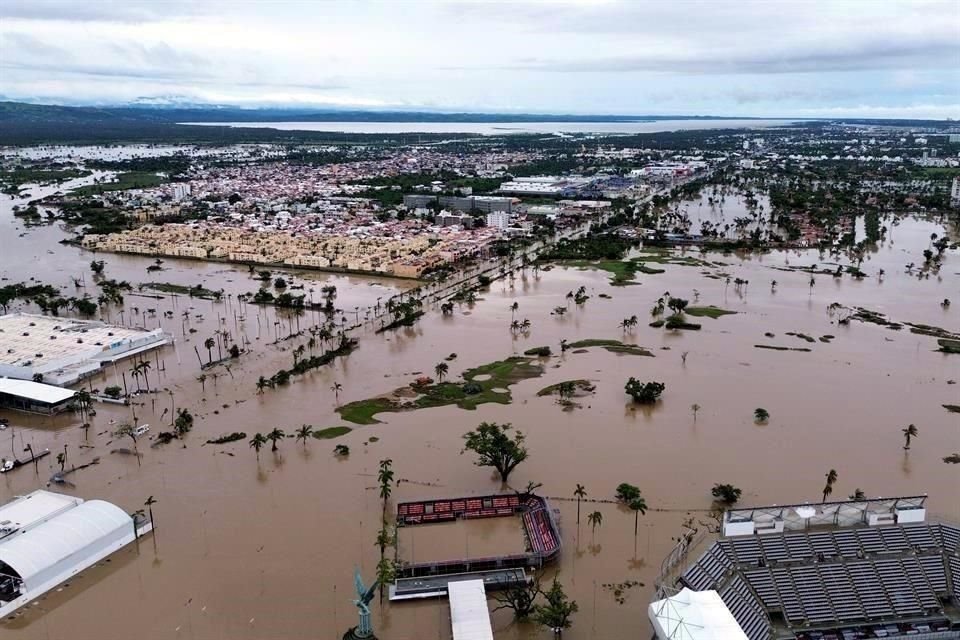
[662, 497, 960, 640]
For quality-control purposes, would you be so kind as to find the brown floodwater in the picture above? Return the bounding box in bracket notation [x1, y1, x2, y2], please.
[0, 174, 958, 640]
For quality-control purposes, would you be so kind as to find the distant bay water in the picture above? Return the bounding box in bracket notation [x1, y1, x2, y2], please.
[180, 119, 798, 135]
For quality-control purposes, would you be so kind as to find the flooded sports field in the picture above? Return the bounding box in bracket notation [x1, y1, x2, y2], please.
[0, 173, 957, 640]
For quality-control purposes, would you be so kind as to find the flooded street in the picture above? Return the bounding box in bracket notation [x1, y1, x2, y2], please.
[0, 173, 958, 640]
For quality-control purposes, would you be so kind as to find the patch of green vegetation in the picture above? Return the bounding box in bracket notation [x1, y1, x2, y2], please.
[567, 338, 653, 356]
[937, 339, 960, 354]
[631, 250, 710, 267]
[755, 345, 812, 352]
[337, 397, 397, 425]
[561, 260, 641, 285]
[685, 306, 736, 319]
[141, 282, 223, 299]
[523, 346, 552, 357]
[337, 357, 544, 424]
[205, 432, 246, 445]
[71, 171, 168, 196]
[537, 380, 595, 397]
[649, 320, 664, 328]
[664, 316, 701, 330]
[0, 167, 91, 193]
[313, 426, 352, 439]
[944, 453, 960, 464]
[819, 335, 835, 343]
[786, 331, 817, 343]
[943, 405, 960, 414]
[908, 323, 959, 340]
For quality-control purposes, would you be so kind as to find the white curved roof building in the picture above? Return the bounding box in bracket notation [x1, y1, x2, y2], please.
[0, 490, 152, 618]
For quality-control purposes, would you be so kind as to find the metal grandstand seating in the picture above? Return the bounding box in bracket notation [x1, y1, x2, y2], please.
[673, 520, 960, 639]
[719, 573, 771, 640]
[940, 523, 960, 552]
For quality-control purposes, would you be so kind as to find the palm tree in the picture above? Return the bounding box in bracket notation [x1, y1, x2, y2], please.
[510, 301, 519, 319]
[629, 495, 648, 538]
[434, 362, 449, 382]
[822, 468, 838, 503]
[204, 337, 215, 363]
[691, 403, 701, 422]
[574, 484, 586, 524]
[330, 381, 343, 403]
[295, 424, 314, 448]
[56, 452, 66, 472]
[902, 424, 918, 450]
[587, 511, 603, 537]
[256, 376, 269, 394]
[138, 360, 152, 392]
[197, 373, 207, 393]
[249, 433, 267, 460]
[267, 428, 286, 452]
[144, 495, 157, 526]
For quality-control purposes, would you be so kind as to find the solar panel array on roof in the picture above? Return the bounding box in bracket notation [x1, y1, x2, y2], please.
[674, 522, 960, 639]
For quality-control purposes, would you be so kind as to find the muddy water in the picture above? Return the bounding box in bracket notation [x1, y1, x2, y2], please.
[398, 517, 527, 564]
[1, 174, 958, 639]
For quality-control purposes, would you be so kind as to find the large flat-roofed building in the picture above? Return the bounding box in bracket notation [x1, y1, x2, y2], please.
[0, 377, 77, 414]
[0, 313, 172, 386]
[653, 496, 960, 640]
[0, 490, 152, 619]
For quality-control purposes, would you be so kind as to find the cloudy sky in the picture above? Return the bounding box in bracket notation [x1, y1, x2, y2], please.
[1, 0, 958, 118]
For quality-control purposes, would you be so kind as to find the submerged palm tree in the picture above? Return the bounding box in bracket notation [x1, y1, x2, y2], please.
[902, 424, 919, 450]
[295, 424, 314, 447]
[434, 362, 449, 382]
[267, 428, 286, 452]
[587, 511, 603, 537]
[330, 381, 343, 403]
[249, 432, 267, 460]
[574, 484, 586, 524]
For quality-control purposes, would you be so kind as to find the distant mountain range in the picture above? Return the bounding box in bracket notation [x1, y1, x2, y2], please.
[0, 100, 757, 124]
[0, 100, 953, 146]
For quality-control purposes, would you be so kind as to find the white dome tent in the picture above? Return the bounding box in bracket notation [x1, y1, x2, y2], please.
[0, 490, 152, 619]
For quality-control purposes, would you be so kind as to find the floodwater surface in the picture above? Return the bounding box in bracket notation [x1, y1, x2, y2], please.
[0, 174, 957, 640]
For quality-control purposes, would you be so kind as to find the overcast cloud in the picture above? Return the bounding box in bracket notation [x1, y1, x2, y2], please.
[0, 0, 957, 118]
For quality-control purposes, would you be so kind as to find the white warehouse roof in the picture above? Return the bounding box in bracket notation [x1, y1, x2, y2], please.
[649, 588, 748, 640]
[0, 377, 76, 405]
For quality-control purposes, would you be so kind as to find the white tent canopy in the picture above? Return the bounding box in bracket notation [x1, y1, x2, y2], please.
[0, 500, 132, 589]
[648, 588, 749, 640]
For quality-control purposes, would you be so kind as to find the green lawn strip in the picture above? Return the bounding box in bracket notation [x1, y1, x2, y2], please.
[685, 306, 737, 319]
[313, 426, 352, 439]
[786, 331, 817, 343]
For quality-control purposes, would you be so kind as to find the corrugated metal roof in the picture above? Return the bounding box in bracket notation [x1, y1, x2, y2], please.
[448, 579, 493, 640]
[0, 378, 76, 404]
